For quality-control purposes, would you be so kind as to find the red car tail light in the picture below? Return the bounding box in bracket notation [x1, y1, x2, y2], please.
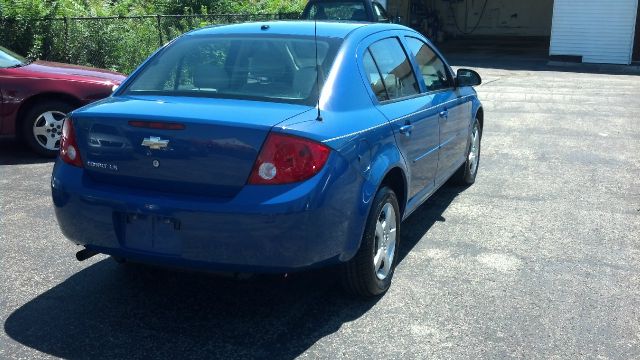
[60, 118, 83, 167]
[248, 133, 330, 185]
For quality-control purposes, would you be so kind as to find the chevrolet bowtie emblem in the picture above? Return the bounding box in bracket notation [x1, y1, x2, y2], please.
[141, 136, 169, 150]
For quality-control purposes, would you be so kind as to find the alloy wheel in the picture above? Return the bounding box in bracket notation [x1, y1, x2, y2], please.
[373, 202, 397, 280]
[468, 122, 480, 175]
[32, 110, 66, 151]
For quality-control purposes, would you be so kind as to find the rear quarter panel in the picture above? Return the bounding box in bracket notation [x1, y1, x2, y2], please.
[274, 27, 409, 257]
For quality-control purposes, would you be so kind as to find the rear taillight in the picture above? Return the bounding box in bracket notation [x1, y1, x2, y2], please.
[60, 118, 83, 167]
[248, 133, 330, 185]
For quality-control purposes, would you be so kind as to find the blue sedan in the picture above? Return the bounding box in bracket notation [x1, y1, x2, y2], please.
[52, 21, 483, 296]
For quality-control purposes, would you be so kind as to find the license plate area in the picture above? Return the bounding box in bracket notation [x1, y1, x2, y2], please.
[123, 213, 181, 255]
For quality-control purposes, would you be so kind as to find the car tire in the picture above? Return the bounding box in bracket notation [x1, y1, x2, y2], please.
[341, 186, 400, 297]
[21, 100, 75, 157]
[451, 117, 482, 186]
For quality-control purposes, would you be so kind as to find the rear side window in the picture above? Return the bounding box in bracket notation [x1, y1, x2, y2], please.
[405, 37, 451, 92]
[363, 50, 388, 101]
[364, 37, 419, 101]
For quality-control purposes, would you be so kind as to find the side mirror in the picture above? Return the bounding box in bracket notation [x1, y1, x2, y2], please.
[456, 68, 481, 87]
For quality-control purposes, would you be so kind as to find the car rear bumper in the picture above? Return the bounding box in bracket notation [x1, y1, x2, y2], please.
[51, 153, 366, 272]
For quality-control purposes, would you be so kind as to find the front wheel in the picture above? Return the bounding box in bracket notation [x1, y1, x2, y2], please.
[451, 117, 482, 186]
[21, 100, 75, 157]
[341, 186, 400, 297]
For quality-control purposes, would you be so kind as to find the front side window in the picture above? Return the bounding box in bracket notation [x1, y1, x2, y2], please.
[307, 1, 368, 21]
[365, 37, 419, 101]
[373, 3, 389, 22]
[405, 37, 451, 92]
[123, 35, 341, 105]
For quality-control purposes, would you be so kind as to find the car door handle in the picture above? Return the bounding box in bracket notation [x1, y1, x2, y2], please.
[439, 110, 449, 118]
[399, 124, 414, 136]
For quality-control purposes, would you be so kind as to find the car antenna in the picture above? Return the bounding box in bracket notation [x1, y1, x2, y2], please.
[314, 18, 323, 121]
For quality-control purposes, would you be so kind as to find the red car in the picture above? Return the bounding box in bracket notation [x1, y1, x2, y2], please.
[0, 46, 126, 156]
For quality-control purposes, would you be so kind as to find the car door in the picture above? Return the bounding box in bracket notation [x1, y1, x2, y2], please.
[359, 35, 440, 201]
[404, 36, 471, 184]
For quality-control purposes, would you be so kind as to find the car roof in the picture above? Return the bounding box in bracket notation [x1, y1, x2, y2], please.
[187, 20, 406, 39]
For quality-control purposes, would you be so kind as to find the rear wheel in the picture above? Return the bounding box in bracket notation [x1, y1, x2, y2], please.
[21, 100, 74, 157]
[341, 186, 400, 297]
[451, 117, 481, 186]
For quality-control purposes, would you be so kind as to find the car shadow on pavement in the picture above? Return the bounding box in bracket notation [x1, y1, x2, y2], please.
[440, 37, 640, 76]
[0, 137, 54, 165]
[396, 185, 462, 264]
[3, 186, 463, 359]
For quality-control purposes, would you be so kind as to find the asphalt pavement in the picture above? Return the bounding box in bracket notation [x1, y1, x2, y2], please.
[1, 59, 639, 359]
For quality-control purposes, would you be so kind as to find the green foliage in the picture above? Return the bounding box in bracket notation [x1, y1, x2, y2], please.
[0, 0, 305, 73]
[0, 0, 306, 17]
[223, 0, 306, 14]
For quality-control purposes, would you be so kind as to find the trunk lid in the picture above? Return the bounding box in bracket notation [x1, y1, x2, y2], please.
[73, 95, 314, 197]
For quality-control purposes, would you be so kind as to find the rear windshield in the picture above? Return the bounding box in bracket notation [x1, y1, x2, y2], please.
[122, 34, 342, 105]
[304, 1, 368, 21]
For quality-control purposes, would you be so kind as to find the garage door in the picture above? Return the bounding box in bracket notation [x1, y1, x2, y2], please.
[550, 0, 639, 64]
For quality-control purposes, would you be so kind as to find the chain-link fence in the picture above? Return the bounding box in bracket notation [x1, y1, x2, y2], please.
[0, 13, 300, 74]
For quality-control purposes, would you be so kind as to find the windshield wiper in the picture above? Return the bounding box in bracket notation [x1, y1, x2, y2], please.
[5, 59, 33, 68]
